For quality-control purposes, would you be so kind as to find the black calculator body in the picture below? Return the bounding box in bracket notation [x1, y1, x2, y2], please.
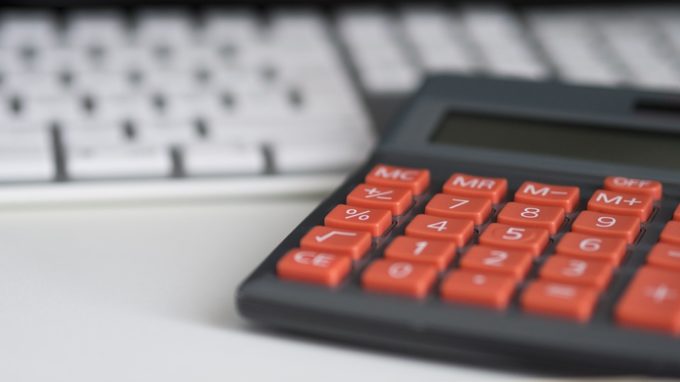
[237, 76, 680, 375]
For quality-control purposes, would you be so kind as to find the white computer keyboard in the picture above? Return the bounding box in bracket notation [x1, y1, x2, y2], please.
[0, 4, 679, 204]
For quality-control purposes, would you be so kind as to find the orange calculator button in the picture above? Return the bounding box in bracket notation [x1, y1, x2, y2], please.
[442, 173, 508, 203]
[615, 267, 680, 334]
[479, 223, 550, 257]
[661, 221, 680, 246]
[604, 176, 663, 201]
[325, 204, 392, 237]
[300, 226, 372, 260]
[587, 189, 653, 221]
[555, 232, 627, 265]
[405, 214, 474, 246]
[277, 248, 352, 287]
[384, 236, 456, 271]
[362, 259, 438, 298]
[365, 164, 430, 195]
[675, 205, 680, 221]
[647, 243, 680, 272]
[515, 181, 580, 212]
[440, 270, 517, 309]
[521, 280, 599, 322]
[571, 211, 640, 244]
[347, 183, 413, 215]
[497, 202, 565, 235]
[425, 193, 492, 225]
[460, 245, 533, 280]
[539, 256, 613, 289]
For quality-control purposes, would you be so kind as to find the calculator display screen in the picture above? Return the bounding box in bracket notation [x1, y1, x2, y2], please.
[432, 113, 680, 170]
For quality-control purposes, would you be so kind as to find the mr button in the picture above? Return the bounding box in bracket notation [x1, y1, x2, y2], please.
[443, 173, 508, 203]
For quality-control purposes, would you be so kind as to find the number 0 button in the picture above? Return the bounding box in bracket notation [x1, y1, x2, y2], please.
[362, 259, 438, 298]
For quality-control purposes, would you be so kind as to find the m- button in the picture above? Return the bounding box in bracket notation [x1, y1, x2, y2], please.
[515, 181, 580, 212]
[587, 189, 653, 221]
[365, 164, 430, 195]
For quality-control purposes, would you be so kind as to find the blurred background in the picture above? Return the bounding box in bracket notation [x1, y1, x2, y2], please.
[1, 1, 679, 203]
[1, 1, 679, 381]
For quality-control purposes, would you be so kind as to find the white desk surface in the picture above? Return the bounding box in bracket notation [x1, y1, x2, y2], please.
[0, 197, 628, 381]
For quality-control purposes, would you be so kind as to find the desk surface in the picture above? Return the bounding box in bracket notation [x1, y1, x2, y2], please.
[0, 197, 593, 381]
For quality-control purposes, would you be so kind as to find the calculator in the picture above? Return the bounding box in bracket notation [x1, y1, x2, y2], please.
[237, 76, 680, 375]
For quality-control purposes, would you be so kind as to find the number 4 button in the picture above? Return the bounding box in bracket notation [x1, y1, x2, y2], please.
[405, 214, 474, 246]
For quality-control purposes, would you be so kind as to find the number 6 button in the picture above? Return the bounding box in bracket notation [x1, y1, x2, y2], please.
[479, 223, 550, 257]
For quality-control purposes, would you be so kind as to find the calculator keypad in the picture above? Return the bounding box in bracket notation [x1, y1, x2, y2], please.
[276, 163, 680, 334]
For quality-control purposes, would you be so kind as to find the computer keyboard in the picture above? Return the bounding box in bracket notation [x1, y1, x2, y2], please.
[0, 3, 679, 204]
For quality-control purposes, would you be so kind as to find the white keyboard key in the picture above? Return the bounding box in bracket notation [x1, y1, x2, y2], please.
[2, 73, 62, 98]
[597, 13, 680, 90]
[183, 142, 265, 175]
[61, 123, 127, 148]
[0, 146, 53, 182]
[202, 8, 260, 44]
[65, 10, 128, 47]
[135, 9, 195, 46]
[526, 8, 622, 86]
[273, 140, 368, 174]
[0, 11, 57, 48]
[401, 6, 476, 73]
[461, 4, 547, 79]
[66, 145, 172, 179]
[338, 8, 420, 92]
[136, 124, 198, 146]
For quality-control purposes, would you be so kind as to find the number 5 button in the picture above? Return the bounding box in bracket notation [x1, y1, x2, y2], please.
[479, 223, 550, 257]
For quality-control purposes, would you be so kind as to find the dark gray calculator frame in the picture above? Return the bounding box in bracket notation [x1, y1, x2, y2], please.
[237, 76, 680, 376]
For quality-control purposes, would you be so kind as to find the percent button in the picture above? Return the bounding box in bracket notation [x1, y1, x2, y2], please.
[325, 204, 393, 237]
